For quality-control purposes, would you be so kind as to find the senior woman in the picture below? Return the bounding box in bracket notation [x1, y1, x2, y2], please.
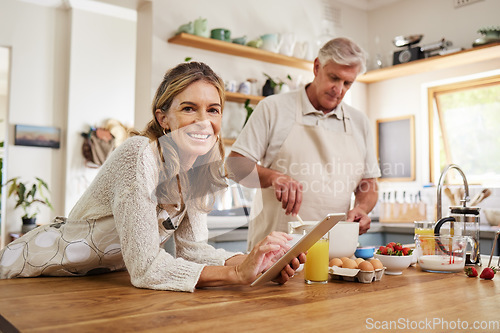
[0, 62, 305, 291]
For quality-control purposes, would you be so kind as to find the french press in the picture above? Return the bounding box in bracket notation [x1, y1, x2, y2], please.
[434, 164, 481, 266]
[434, 206, 481, 265]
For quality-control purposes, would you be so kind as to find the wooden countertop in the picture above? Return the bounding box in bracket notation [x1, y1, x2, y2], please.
[1, 265, 499, 332]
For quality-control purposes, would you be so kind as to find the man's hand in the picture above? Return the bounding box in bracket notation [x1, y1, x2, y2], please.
[270, 173, 303, 215]
[349, 178, 378, 235]
[227, 151, 303, 216]
[346, 206, 371, 234]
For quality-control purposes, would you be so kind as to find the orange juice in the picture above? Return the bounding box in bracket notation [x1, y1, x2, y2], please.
[415, 227, 435, 255]
[304, 238, 329, 284]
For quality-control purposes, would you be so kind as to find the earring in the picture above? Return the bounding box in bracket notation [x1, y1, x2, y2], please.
[163, 128, 169, 136]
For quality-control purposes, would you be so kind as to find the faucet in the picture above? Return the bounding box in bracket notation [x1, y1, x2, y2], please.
[436, 164, 470, 220]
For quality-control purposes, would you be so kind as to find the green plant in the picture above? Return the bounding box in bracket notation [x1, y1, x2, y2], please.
[263, 73, 292, 90]
[5, 177, 53, 219]
[243, 99, 254, 127]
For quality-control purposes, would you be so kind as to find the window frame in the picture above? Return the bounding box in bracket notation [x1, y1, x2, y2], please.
[427, 74, 500, 184]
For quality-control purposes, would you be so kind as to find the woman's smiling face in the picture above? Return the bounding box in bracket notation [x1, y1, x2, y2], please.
[157, 80, 222, 168]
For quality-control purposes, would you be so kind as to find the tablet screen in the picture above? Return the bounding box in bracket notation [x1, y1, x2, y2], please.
[250, 213, 345, 287]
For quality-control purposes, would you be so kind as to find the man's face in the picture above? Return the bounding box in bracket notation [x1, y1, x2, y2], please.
[311, 59, 360, 112]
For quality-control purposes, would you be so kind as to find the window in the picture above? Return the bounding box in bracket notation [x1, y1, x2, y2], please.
[428, 74, 500, 185]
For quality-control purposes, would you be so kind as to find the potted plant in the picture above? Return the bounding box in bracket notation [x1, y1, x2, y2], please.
[5, 177, 53, 233]
[262, 73, 292, 96]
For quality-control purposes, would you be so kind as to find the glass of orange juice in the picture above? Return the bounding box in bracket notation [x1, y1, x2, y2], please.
[414, 221, 435, 255]
[304, 233, 329, 284]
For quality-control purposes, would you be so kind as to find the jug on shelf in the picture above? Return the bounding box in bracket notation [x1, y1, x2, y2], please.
[194, 17, 209, 38]
[279, 32, 296, 57]
[434, 164, 480, 266]
[260, 33, 283, 53]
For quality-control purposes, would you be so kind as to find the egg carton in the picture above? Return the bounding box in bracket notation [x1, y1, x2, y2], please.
[328, 266, 385, 283]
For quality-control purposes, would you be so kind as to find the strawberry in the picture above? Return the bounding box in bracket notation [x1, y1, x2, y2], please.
[378, 243, 411, 256]
[402, 247, 413, 256]
[387, 242, 397, 248]
[464, 266, 478, 278]
[479, 267, 496, 280]
[378, 246, 388, 255]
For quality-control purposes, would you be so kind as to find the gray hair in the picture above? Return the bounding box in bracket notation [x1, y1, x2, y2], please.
[317, 37, 367, 75]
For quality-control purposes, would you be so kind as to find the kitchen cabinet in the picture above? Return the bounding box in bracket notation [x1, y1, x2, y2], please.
[357, 42, 500, 83]
[207, 215, 249, 253]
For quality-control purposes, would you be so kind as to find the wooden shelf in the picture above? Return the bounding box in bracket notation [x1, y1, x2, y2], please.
[357, 42, 500, 83]
[168, 33, 313, 71]
[225, 91, 264, 104]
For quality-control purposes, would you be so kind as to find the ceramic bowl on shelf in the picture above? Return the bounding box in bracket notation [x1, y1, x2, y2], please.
[232, 36, 247, 45]
[374, 253, 413, 275]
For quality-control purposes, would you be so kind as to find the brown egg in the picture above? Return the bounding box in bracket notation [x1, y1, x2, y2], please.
[355, 258, 365, 265]
[368, 258, 383, 270]
[329, 258, 343, 267]
[358, 261, 374, 271]
[342, 258, 358, 269]
[340, 257, 351, 265]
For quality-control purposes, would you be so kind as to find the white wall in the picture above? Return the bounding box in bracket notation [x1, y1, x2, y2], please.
[0, 1, 68, 242]
[64, 7, 136, 213]
[0, 0, 136, 246]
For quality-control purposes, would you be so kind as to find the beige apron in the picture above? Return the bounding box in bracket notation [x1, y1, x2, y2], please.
[247, 93, 364, 249]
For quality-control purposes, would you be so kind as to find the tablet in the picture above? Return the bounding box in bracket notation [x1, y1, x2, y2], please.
[250, 213, 345, 287]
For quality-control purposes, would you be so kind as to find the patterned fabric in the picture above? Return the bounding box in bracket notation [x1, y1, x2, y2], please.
[0, 217, 124, 277]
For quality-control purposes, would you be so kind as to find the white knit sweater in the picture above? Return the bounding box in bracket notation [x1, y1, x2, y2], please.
[68, 136, 238, 292]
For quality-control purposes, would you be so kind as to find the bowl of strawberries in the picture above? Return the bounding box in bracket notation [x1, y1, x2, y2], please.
[374, 242, 414, 275]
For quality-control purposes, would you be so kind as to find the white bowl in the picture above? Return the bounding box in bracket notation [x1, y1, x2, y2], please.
[374, 253, 413, 275]
[329, 222, 359, 259]
[484, 208, 500, 226]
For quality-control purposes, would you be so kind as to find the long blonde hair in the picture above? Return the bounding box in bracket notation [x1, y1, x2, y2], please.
[136, 62, 227, 212]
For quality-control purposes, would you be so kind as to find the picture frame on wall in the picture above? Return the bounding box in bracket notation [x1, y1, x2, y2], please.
[14, 124, 61, 149]
[376, 115, 415, 181]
